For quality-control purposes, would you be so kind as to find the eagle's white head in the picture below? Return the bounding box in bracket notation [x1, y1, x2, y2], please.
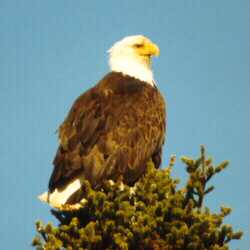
[108, 35, 159, 86]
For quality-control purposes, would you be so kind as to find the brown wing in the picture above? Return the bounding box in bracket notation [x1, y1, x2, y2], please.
[48, 72, 166, 201]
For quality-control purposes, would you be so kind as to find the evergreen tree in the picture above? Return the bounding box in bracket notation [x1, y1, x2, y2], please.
[32, 146, 243, 249]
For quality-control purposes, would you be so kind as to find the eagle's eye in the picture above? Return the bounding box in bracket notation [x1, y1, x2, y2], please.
[133, 44, 143, 49]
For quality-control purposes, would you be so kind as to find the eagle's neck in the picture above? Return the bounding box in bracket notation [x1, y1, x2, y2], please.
[109, 55, 156, 86]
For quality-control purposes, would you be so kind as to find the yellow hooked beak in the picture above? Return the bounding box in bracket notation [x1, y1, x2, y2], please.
[138, 41, 159, 58]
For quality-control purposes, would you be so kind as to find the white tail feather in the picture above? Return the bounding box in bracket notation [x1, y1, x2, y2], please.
[38, 176, 85, 208]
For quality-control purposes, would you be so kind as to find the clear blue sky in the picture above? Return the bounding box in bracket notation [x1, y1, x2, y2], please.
[1, 1, 249, 249]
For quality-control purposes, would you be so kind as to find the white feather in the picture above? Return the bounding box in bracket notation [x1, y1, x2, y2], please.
[38, 176, 85, 208]
[108, 35, 156, 86]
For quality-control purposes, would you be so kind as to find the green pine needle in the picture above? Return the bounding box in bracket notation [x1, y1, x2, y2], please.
[32, 146, 243, 250]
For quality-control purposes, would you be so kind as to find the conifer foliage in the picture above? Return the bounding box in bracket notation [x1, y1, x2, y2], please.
[32, 146, 243, 249]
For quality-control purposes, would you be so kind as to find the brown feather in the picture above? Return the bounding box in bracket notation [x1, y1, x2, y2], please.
[48, 72, 166, 204]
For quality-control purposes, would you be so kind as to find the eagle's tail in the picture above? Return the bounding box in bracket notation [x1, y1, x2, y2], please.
[38, 176, 86, 209]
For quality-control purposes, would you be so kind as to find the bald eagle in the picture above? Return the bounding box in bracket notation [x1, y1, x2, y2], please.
[39, 35, 166, 209]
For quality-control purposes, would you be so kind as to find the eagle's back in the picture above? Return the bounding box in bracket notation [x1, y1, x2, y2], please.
[49, 72, 166, 204]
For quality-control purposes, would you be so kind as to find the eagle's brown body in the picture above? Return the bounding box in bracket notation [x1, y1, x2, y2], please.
[49, 72, 166, 204]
